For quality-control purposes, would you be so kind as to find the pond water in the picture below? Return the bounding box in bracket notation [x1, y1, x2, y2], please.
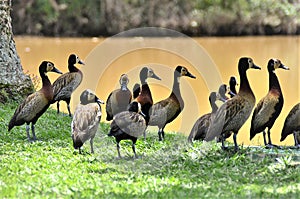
[14, 36, 300, 146]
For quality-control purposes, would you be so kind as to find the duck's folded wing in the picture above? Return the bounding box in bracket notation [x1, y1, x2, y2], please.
[72, 104, 101, 133]
[114, 111, 146, 137]
[205, 96, 246, 141]
[148, 100, 169, 125]
[53, 72, 82, 98]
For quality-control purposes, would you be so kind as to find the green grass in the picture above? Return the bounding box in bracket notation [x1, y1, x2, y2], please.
[0, 102, 299, 198]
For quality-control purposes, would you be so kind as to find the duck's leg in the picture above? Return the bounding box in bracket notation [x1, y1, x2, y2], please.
[221, 135, 228, 150]
[117, 141, 121, 158]
[26, 124, 31, 142]
[293, 131, 300, 148]
[90, 138, 94, 153]
[66, 98, 72, 117]
[57, 101, 60, 114]
[263, 130, 268, 146]
[266, 128, 281, 148]
[31, 123, 36, 141]
[158, 128, 163, 141]
[79, 147, 82, 154]
[132, 138, 138, 158]
[233, 132, 239, 151]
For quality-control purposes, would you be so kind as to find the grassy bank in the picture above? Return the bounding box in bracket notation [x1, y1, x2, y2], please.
[0, 102, 299, 198]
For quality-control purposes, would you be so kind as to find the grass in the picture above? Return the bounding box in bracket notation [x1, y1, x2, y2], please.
[0, 102, 299, 198]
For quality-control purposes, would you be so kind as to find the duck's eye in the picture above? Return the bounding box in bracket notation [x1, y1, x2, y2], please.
[248, 59, 252, 64]
[47, 62, 53, 71]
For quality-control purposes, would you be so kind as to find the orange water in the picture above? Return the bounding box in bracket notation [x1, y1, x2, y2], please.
[15, 36, 300, 146]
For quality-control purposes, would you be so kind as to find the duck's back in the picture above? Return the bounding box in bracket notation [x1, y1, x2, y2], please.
[72, 103, 102, 143]
[53, 72, 82, 101]
[281, 103, 300, 140]
[112, 111, 146, 137]
[206, 95, 254, 141]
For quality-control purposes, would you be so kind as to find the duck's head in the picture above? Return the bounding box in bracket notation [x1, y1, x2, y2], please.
[39, 61, 62, 76]
[229, 76, 238, 86]
[140, 67, 161, 83]
[238, 57, 261, 74]
[69, 54, 85, 66]
[119, 74, 129, 90]
[128, 101, 146, 117]
[175, 66, 196, 79]
[267, 59, 289, 73]
[217, 84, 229, 102]
[209, 92, 217, 103]
[80, 89, 104, 105]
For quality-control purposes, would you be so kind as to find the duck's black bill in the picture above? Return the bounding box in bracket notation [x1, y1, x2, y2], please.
[187, 72, 196, 78]
[279, 64, 289, 70]
[52, 67, 63, 74]
[252, 64, 261, 70]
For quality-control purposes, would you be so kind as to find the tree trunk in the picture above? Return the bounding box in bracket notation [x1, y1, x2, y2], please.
[0, 0, 33, 103]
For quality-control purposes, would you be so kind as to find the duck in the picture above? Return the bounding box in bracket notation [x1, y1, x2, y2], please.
[188, 92, 219, 143]
[134, 67, 161, 122]
[8, 61, 62, 141]
[217, 77, 239, 142]
[228, 76, 238, 97]
[280, 103, 300, 147]
[52, 54, 85, 117]
[105, 74, 132, 121]
[108, 101, 147, 158]
[205, 57, 261, 151]
[250, 59, 289, 148]
[148, 66, 196, 141]
[71, 89, 104, 154]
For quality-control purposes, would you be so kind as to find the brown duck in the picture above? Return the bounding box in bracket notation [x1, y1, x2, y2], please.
[250, 59, 289, 148]
[205, 57, 261, 151]
[52, 54, 85, 117]
[148, 66, 196, 141]
[280, 103, 300, 147]
[72, 89, 104, 153]
[106, 74, 132, 121]
[8, 61, 62, 141]
[134, 67, 161, 122]
[188, 92, 219, 143]
[108, 101, 147, 158]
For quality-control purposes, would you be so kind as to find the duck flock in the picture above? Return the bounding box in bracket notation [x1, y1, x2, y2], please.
[8, 54, 300, 157]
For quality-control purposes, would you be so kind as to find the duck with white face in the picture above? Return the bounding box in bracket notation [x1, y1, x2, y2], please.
[8, 61, 62, 142]
[71, 89, 104, 154]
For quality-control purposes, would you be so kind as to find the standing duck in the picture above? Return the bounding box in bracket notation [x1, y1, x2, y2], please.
[8, 61, 62, 141]
[134, 67, 161, 122]
[188, 92, 219, 142]
[52, 54, 85, 117]
[106, 74, 132, 121]
[72, 89, 104, 154]
[108, 101, 147, 158]
[228, 76, 238, 97]
[280, 103, 300, 147]
[250, 59, 289, 148]
[148, 66, 196, 141]
[205, 57, 261, 151]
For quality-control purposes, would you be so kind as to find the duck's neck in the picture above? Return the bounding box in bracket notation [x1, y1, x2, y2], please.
[68, 64, 79, 72]
[40, 72, 51, 88]
[238, 70, 254, 97]
[269, 70, 282, 92]
[211, 101, 218, 113]
[230, 84, 237, 95]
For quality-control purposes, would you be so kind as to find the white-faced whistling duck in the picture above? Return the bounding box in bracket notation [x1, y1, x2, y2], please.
[8, 61, 62, 141]
[205, 57, 261, 151]
[52, 54, 85, 117]
[148, 66, 196, 141]
[134, 67, 161, 121]
[280, 103, 300, 148]
[108, 101, 147, 158]
[106, 74, 132, 121]
[71, 89, 104, 154]
[250, 59, 289, 148]
[188, 92, 219, 143]
[228, 76, 238, 97]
